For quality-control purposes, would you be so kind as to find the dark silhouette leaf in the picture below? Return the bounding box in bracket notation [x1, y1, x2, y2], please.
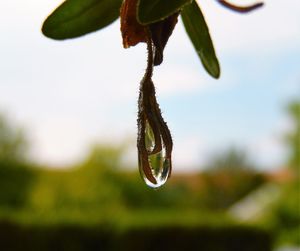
[181, 1, 220, 78]
[42, 0, 122, 40]
[137, 0, 192, 25]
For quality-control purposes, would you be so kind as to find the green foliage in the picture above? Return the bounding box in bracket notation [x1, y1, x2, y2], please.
[285, 101, 300, 170]
[205, 148, 256, 172]
[0, 113, 28, 163]
[200, 148, 264, 208]
[42, 0, 221, 78]
[0, 160, 35, 208]
[264, 100, 300, 247]
[0, 221, 273, 251]
[272, 181, 300, 246]
[42, 0, 122, 40]
[0, 143, 273, 249]
[0, 152, 267, 231]
[0, 144, 266, 223]
[137, 0, 192, 24]
[200, 171, 264, 209]
[81, 144, 123, 171]
[181, 1, 220, 78]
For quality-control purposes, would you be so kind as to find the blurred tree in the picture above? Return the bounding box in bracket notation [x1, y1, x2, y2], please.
[81, 144, 124, 171]
[0, 113, 28, 163]
[273, 181, 300, 246]
[0, 161, 35, 208]
[201, 148, 264, 209]
[286, 101, 300, 171]
[0, 113, 34, 208]
[205, 148, 255, 172]
[269, 100, 300, 247]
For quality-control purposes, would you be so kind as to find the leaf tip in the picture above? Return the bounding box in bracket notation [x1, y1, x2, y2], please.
[41, 19, 50, 38]
[41, 18, 64, 40]
[211, 62, 221, 79]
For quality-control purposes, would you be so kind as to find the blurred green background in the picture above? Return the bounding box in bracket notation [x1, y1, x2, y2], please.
[0, 101, 298, 251]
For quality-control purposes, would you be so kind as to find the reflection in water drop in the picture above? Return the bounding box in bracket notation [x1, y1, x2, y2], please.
[145, 121, 155, 153]
[139, 122, 171, 188]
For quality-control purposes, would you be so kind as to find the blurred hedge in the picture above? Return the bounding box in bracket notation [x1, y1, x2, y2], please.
[0, 221, 272, 251]
[0, 160, 35, 208]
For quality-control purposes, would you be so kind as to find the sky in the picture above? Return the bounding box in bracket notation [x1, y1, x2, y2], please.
[0, 0, 299, 171]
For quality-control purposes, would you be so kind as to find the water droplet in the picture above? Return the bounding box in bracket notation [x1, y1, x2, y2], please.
[145, 121, 155, 153]
[138, 123, 171, 188]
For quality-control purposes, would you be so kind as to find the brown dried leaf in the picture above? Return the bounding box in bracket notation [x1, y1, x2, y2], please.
[150, 12, 179, 65]
[120, 0, 147, 48]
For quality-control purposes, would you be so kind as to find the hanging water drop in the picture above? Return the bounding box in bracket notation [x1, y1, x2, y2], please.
[145, 121, 155, 153]
[138, 122, 171, 188]
[136, 34, 173, 188]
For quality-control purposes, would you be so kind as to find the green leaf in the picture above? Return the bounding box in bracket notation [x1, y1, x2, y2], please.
[42, 0, 122, 40]
[181, 1, 220, 78]
[137, 0, 192, 25]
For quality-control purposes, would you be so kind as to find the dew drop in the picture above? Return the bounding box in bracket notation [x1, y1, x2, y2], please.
[139, 122, 171, 188]
[145, 121, 155, 153]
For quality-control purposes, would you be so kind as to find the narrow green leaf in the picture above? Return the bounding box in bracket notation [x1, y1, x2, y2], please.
[42, 0, 122, 40]
[181, 1, 220, 78]
[137, 0, 192, 25]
